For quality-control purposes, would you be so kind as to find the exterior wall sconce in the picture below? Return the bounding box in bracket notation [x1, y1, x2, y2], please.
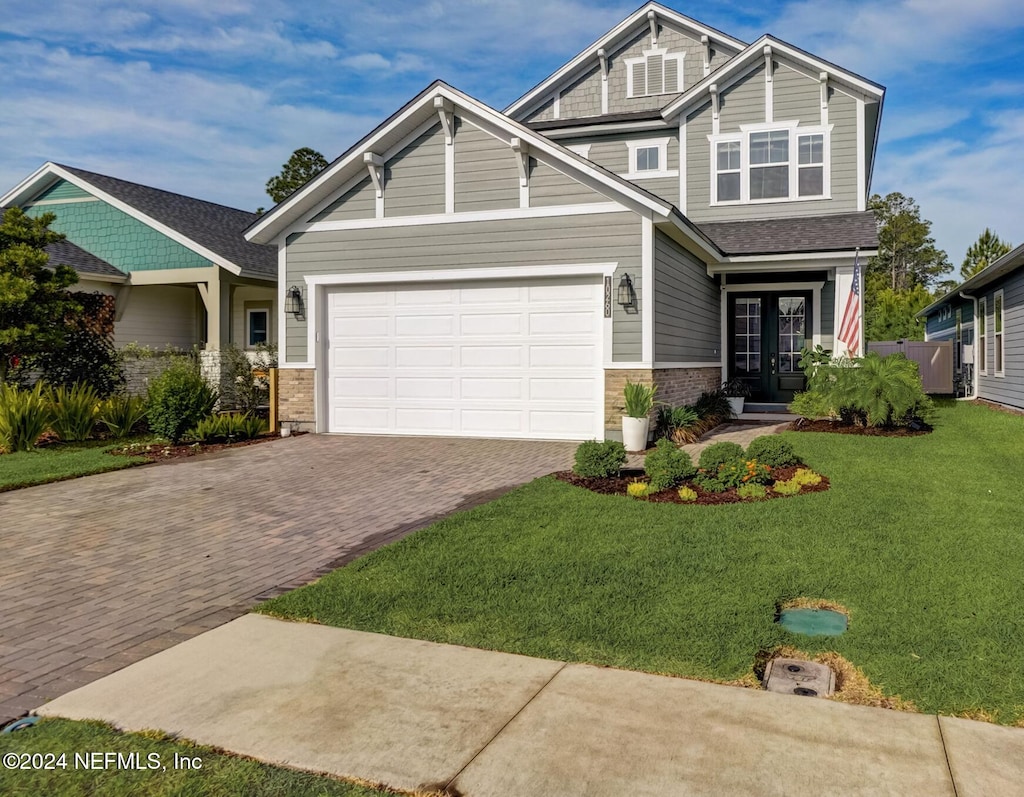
[617, 273, 635, 308]
[285, 285, 304, 317]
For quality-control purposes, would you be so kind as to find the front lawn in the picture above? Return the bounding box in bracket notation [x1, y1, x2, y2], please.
[0, 442, 148, 492]
[259, 401, 1024, 724]
[0, 718, 397, 796]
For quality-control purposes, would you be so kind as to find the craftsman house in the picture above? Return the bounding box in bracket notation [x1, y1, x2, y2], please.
[247, 2, 883, 440]
[1, 163, 276, 381]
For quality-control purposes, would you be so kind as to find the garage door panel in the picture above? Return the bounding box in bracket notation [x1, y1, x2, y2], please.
[396, 346, 453, 367]
[395, 315, 454, 337]
[461, 313, 521, 336]
[461, 377, 522, 400]
[395, 377, 455, 399]
[327, 278, 602, 440]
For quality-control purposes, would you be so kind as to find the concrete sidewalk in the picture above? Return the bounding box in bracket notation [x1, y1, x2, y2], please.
[34, 615, 1024, 796]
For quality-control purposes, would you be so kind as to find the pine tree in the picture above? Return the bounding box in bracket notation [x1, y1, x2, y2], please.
[960, 228, 1012, 280]
[265, 147, 329, 204]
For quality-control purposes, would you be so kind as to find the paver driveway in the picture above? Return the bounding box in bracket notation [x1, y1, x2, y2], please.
[0, 434, 576, 724]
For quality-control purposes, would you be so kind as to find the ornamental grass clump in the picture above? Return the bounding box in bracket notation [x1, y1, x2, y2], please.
[573, 439, 627, 478]
[99, 394, 148, 438]
[644, 437, 695, 491]
[623, 380, 657, 418]
[0, 383, 52, 452]
[48, 382, 101, 442]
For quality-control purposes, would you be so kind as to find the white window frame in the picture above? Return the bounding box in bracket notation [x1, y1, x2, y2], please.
[625, 47, 684, 98]
[994, 289, 1005, 377]
[246, 307, 270, 348]
[623, 138, 677, 179]
[978, 298, 987, 375]
[709, 120, 832, 206]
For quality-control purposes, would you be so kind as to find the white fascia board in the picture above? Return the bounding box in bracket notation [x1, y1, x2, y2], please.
[661, 36, 884, 121]
[719, 250, 874, 266]
[504, 2, 745, 120]
[6, 163, 244, 277]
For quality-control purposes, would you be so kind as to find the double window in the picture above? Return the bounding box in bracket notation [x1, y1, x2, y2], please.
[712, 124, 829, 204]
[625, 48, 684, 98]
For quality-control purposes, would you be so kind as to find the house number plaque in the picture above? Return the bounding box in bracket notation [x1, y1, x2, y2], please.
[604, 276, 612, 317]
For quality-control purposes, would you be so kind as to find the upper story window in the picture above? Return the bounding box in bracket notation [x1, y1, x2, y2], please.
[625, 48, 683, 98]
[710, 122, 831, 205]
[624, 138, 675, 179]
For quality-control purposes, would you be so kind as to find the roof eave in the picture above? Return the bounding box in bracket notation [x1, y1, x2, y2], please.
[917, 243, 1024, 317]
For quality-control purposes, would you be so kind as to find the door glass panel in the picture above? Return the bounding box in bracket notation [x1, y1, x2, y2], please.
[734, 298, 761, 374]
[777, 297, 806, 373]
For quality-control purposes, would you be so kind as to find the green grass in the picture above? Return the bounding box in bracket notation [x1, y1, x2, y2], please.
[0, 718, 395, 796]
[0, 441, 147, 491]
[260, 401, 1024, 724]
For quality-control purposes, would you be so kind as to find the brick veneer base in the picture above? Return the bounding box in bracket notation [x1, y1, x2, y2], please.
[278, 368, 315, 432]
[603, 366, 722, 433]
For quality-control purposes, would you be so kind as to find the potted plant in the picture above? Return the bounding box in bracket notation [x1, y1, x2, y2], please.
[721, 377, 751, 416]
[622, 380, 657, 452]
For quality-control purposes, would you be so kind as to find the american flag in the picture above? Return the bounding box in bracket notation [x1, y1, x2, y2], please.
[838, 252, 861, 355]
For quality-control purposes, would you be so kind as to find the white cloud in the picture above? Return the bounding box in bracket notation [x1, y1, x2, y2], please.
[342, 53, 391, 71]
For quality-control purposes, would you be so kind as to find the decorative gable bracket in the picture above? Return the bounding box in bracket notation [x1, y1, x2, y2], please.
[363, 152, 384, 198]
[510, 137, 530, 188]
[648, 10, 658, 45]
[433, 96, 454, 145]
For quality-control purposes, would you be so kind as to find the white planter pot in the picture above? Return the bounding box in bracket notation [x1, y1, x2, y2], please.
[621, 416, 650, 452]
[726, 396, 745, 416]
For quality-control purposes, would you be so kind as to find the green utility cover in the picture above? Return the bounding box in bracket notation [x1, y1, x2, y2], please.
[779, 608, 847, 636]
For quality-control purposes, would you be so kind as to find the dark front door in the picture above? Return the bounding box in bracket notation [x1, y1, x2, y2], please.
[730, 292, 811, 402]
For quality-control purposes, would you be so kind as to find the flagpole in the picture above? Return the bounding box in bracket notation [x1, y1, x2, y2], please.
[856, 247, 862, 357]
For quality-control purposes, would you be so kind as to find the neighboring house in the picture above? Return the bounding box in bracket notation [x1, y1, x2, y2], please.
[246, 2, 883, 440]
[0, 163, 276, 381]
[919, 243, 1024, 410]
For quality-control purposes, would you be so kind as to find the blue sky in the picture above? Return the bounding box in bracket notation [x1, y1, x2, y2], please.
[2, 0, 1022, 272]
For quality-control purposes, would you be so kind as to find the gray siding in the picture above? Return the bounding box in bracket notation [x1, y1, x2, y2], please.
[560, 66, 603, 118]
[653, 231, 719, 361]
[454, 120, 519, 212]
[684, 66, 860, 222]
[310, 176, 376, 222]
[284, 213, 643, 363]
[384, 122, 445, 217]
[529, 158, 606, 206]
[773, 64, 820, 122]
[977, 272, 1024, 409]
[561, 131, 680, 205]
[525, 96, 555, 123]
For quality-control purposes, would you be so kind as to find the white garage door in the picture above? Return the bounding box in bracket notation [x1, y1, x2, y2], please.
[325, 276, 603, 439]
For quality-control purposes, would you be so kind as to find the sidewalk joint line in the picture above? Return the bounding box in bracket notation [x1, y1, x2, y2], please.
[935, 715, 960, 797]
[443, 661, 568, 793]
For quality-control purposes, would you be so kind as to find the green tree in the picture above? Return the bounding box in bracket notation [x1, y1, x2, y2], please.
[265, 147, 329, 204]
[864, 284, 934, 342]
[868, 192, 951, 291]
[960, 228, 1012, 280]
[0, 208, 80, 384]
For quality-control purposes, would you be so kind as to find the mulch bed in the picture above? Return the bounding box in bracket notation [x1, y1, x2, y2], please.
[787, 419, 931, 436]
[555, 464, 830, 505]
[108, 433, 300, 463]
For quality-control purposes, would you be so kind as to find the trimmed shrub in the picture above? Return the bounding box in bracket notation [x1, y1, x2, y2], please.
[48, 382, 102, 442]
[0, 383, 52, 452]
[698, 441, 745, 472]
[100, 395, 148, 438]
[146, 358, 218, 444]
[745, 436, 798, 468]
[644, 438, 696, 491]
[573, 439, 627, 478]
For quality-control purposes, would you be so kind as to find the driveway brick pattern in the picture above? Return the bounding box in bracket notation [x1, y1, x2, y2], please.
[0, 434, 575, 724]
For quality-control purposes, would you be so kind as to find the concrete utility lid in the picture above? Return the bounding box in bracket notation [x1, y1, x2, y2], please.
[764, 658, 836, 698]
[779, 607, 848, 636]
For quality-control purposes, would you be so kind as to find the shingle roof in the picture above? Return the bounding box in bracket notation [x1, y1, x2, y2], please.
[46, 239, 126, 280]
[697, 211, 878, 256]
[55, 165, 275, 281]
